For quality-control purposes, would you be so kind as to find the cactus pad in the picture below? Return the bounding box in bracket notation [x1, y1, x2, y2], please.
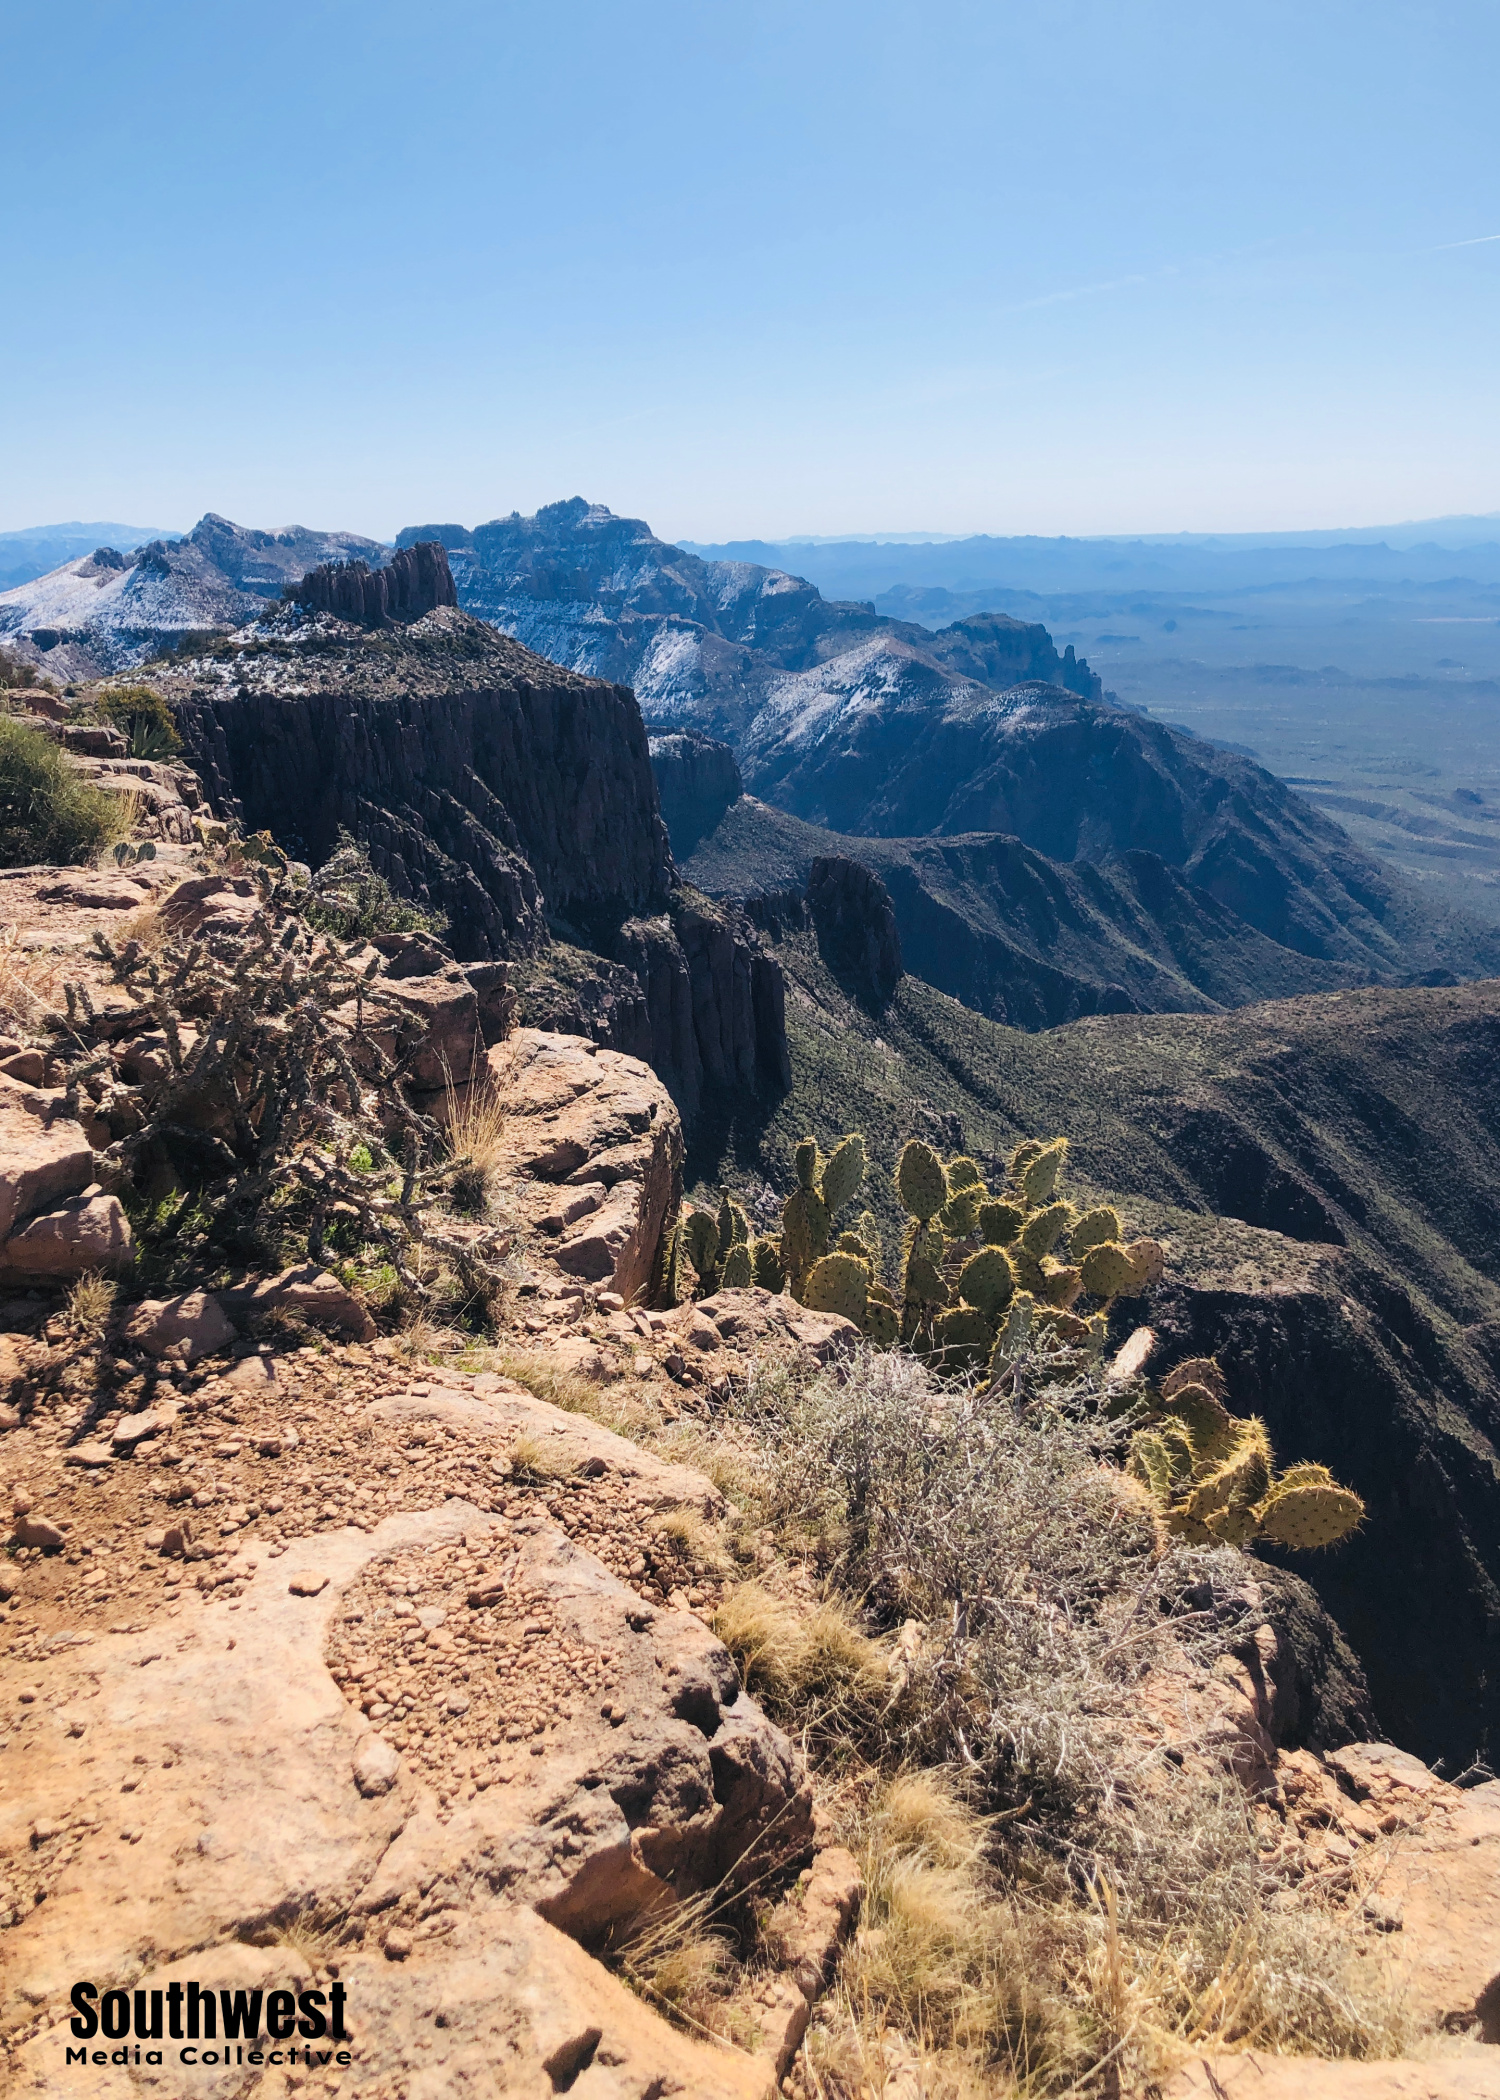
[946, 1156, 984, 1191]
[939, 1188, 980, 1237]
[720, 1243, 752, 1289]
[1127, 1430, 1174, 1504]
[1021, 1200, 1074, 1257]
[794, 1138, 820, 1190]
[804, 1252, 871, 1326]
[1162, 1356, 1227, 1402]
[1041, 1261, 1083, 1309]
[683, 1209, 719, 1277]
[822, 1133, 866, 1217]
[1020, 1138, 1068, 1207]
[897, 1139, 949, 1221]
[1158, 1382, 1233, 1461]
[1071, 1206, 1120, 1256]
[1125, 1238, 1166, 1290]
[934, 1305, 994, 1367]
[864, 1296, 899, 1348]
[959, 1245, 1017, 1319]
[751, 1237, 786, 1293]
[1258, 1482, 1365, 1550]
[978, 1199, 1024, 1246]
[1080, 1241, 1135, 1300]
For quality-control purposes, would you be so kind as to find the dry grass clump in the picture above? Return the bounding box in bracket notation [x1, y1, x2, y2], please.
[610, 1892, 741, 2043]
[726, 1341, 1407, 2091]
[441, 1069, 507, 1216]
[0, 923, 68, 1037]
[487, 1346, 650, 1437]
[62, 1272, 117, 1342]
[714, 1581, 888, 1740]
[507, 1432, 570, 1483]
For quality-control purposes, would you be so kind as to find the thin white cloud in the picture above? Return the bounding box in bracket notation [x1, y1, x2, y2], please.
[1434, 232, 1500, 249]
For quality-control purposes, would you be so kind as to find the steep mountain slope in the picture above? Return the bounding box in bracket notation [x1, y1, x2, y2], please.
[394, 499, 1102, 742]
[0, 520, 171, 591]
[740, 677, 1500, 984]
[687, 939, 1500, 1770]
[677, 787, 1386, 1026]
[0, 514, 386, 680]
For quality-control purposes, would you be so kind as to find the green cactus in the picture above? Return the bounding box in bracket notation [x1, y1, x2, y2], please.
[112, 838, 158, 867]
[804, 1251, 871, 1327]
[946, 1156, 983, 1191]
[1071, 1206, 1120, 1256]
[1040, 1260, 1083, 1309]
[864, 1295, 900, 1348]
[751, 1236, 786, 1293]
[902, 1219, 949, 1309]
[978, 1199, 1024, 1246]
[989, 1291, 1036, 1369]
[1177, 1419, 1273, 1529]
[1008, 1139, 1045, 1182]
[1257, 1480, 1365, 1550]
[683, 1209, 720, 1281]
[958, 1245, 1016, 1320]
[939, 1186, 981, 1237]
[821, 1133, 867, 1217]
[720, 1242, 752, 1289]
[1158, 1421, 1196, 1484]
[656, 1218, 688, 1308]
[794, 1138, 820, 1190]
[1079, 1240, 1136, 1300]
[1021, 1200, 1075, 1258]
[1157, 1382, 1234, 1463]
[1019, 1138, 1068, 1207]
[782, 1185, 830, 1286]
[934, 1305, 993, 1369]
[717, 1191, 751, 1252]
[896, 1139, 948, 1222]
[1127, 1430, 1175, 1504]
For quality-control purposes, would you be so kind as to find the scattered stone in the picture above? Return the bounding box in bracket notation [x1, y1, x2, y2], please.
[353, 1733, 401, 1797]
[122, 1291, 238, 1362]
[287, 1571, 329, 1597]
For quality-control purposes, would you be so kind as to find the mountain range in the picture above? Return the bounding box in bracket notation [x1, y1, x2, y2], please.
[6, 499, 1500, 1028]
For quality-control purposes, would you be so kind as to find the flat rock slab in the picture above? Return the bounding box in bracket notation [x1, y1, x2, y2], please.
[3, 1493, 802, 2098]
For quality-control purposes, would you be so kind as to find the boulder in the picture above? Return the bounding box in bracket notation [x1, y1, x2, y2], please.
[122, 1290, 239, 1362]
[0, 1192, 131, 1280]
[495, 1029, 683, 1303]
[218, 1263, 376, 1340]
[0, 1090, 93, 1242]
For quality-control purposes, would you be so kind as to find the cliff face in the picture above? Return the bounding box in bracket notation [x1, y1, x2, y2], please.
[163, 601, 788, 1121]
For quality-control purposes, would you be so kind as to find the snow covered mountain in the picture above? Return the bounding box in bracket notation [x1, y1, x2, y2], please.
[394, 499, 1103, 749]
[0, 514, 387, 681]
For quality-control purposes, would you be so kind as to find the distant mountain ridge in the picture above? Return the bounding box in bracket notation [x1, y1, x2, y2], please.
[0, 514, 386, 680]
[394, 499, 1104, 746]
[0, 521, 176, 592]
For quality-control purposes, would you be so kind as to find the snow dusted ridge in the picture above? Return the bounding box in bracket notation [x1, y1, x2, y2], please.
[0, 514, 387, 682]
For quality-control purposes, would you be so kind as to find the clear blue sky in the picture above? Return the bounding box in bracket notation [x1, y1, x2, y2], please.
[3, 0, 1499, 542]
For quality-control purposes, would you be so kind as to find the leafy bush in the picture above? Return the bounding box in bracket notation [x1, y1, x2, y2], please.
[95, 683, 182, 760]
[0, 643, 51, 693]
[0, 717, 132, 866]
[303, 829, 448, 942]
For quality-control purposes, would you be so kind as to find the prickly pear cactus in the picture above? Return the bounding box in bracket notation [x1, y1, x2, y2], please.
[1079, 1241, 1136, 1301]
[978, 1199, 1024, 1247]
[821, 1133, 867, 1218]
[1019, 1138, 1068, 1207]
[958, 1245, 1016, 1320]
[1158, 1382, 1234, 1463]
[720, 1242, 752, 1289]
[794, 1138, 821, 1190]
[1071, 1206, 1120, 1256]
[1258, 1481, 1365, 1549]
[751, 1236, 786, 1293]
[683, 1209, 720, 1282]
[896, 1139, 948, 1222]
[1127, 1430, 1175, 1504]
[1040, 1260, 1083, 1310]
[804, 1251, 871, 1327]
[1021, 1200, 1074, 1258]
[1125, 1238, 1166, 1291]
[782, 1185, 830, 1287]
[934, 1305, 993, 1369]
[939, 1187, 980, 1237]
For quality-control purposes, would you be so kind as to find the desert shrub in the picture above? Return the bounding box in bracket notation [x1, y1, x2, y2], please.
[725, 1343, 1405, 2086]
[95, 683, 182, 759]
[303, 829, 448, 941]
[0, 717, 132, 866]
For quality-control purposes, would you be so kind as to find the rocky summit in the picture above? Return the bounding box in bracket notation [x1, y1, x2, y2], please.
[2, 512, 1499, 2099]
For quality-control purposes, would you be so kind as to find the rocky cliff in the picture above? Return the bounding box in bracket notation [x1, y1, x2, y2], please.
[161, 600, 788, 1121]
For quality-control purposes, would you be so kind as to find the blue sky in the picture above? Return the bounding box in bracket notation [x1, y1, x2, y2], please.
[3, 0, 1498, 541]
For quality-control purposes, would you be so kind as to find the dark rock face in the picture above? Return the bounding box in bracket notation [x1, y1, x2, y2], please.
[648, 732, 743, 857]
[807, 856, 903, 1009]
[1243, 1567, 1377, 1753]
[164, 609, 788, 1122]
[293, 541, 457, 628]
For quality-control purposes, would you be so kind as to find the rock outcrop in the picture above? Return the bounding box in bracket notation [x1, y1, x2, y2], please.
[807, 854, 903, 1009]
[649, 728, 744, 855]
[292, 540, 457, 628]
[161, 610, 790, 1121]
